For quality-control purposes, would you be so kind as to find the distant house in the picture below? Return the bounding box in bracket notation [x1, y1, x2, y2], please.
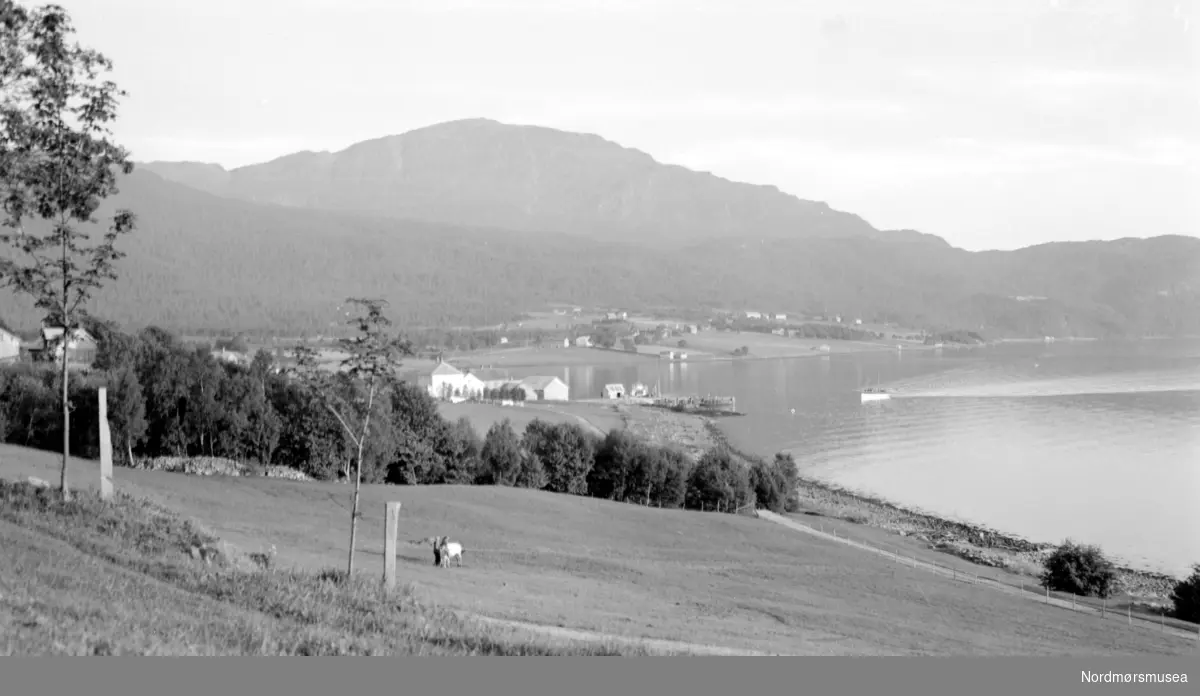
[210, 347, 248, 366]
[553, 309, 567, 316]
[774, 313, 787, 322]
[855, 319, 863, 325]
[771, 328, 786, 336]
[461, 372, 485, 399]
[499, 337, 509, 345]
[428, 361, 465, 399]
[659, 350, 675, 360]
[818, 344, 831, 353]
[562, 338, 571, 348]
[686, 324, 698, 334]
[0, 327, 20, 363]
[834, 315, 842, 323]
[630, 382, 649, 397]
[745, 311, 762, 320]
[603, 383, 625, 399]
[575, 335, 592, 348]
[519, 375, 569, 402]
[40, 326, 97, 368]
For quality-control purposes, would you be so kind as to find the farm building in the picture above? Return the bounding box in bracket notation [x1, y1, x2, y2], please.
[562, 338, 570, 348]
[745, 311, 762, 320]
[38, 326, 97, 368]
[630, 382, 649, 397]
[604, 383, 625, 399]
[0, 327, 20, 363]
[519, 375, 569, 401]
[659, 350, 675, 360]
[575, 335, 592, 348]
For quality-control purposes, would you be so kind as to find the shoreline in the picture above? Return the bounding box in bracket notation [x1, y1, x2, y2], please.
[701, 420, 1182, 599]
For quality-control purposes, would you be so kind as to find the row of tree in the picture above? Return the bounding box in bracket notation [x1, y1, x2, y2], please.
[0, 318, 800, 514]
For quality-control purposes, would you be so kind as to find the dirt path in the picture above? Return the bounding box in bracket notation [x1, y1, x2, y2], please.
[522, 404, 607, 437]
[461, 613, 774, 655]
[756, 511, 1199, 644]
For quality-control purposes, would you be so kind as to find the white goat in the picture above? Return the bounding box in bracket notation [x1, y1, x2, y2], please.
[437, 535, 464, 568]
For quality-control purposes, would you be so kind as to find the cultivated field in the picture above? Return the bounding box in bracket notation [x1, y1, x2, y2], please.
[1, 445, 1190, 656]
[675, 330, 903, 360]
[439, 401, 715, 458]
[458, 345, 652, 369]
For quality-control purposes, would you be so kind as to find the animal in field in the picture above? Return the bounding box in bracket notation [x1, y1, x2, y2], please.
[411, 537, 444, 566]
[437, 535, 464, 568]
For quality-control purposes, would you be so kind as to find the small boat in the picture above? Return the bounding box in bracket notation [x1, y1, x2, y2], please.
[860, 387, 891, 403]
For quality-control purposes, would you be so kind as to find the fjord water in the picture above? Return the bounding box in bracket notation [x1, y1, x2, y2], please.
[517, 339, 1200, 577]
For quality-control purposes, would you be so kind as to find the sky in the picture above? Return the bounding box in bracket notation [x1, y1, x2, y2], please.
[50, 0, 1197, 251]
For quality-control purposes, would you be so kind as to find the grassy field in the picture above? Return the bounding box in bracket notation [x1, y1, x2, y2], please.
[439, 401, 716, 458]
[439, 401, 625, 438]
[458, 345, 653, 369]
[0, 479, 660, 655]
[0, 444, 1191, 656]
[669, 331, 907, 360]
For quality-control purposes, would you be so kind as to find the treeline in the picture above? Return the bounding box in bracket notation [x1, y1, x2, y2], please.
[0, 322, 799, 515]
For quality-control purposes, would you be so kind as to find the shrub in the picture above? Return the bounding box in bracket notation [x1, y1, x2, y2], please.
[1040, 540, 1117, 598]
[1170, 563, 1200, 623]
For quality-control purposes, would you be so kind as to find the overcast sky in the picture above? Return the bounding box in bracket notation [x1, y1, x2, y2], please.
[53, 0, 1197, 251]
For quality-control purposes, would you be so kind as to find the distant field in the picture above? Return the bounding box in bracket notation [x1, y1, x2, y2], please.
[438, 401, 625, 437]
[458, 345, 651, 369]
[1, 445, 1189, 656]
[440, 401, 715, 458]
[680, 331, 897, 359]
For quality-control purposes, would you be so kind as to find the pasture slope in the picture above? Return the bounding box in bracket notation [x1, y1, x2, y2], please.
[0, 443, 1191, 656]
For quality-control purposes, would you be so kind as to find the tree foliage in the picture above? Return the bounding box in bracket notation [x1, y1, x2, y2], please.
[1040, 540, 1117, 599]
[0, 1, 136, 497]
[1170, 564, 1200, 624]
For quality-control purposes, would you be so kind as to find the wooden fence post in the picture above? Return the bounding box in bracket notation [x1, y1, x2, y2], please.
[382, 501, 402, 591]
[1127, 603, 1131, 626]
[98, 387, 113, 500]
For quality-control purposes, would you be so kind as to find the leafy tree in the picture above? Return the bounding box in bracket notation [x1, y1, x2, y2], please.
[749, 451, 800, 513]
[478, 418, 522, 486]
[387, 380, 448, 484]
[677, 339, 688, 348]
[105, 364, 146, 466]
[1169, 563, 1200, 624]
[522, 419, 593, 494]
[685, 447, 752, 513]
[1040, 540, 1117, 599]
[289, 297, 410, 577]
[0, 2, 137, 498]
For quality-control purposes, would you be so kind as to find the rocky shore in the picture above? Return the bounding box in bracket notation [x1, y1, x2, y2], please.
[702, 421, 1181, 599]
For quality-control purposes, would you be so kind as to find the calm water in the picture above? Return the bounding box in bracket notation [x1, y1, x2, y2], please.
[504, 339, 1200, 577]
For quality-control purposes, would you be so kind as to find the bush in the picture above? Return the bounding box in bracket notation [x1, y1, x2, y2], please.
[1040, 540, 1117, 598]
[1170, 564, 1200, 623]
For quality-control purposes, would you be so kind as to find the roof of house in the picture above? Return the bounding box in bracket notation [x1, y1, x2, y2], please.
[41, 326, 96, 344]
[461, 372, 485, 384]
[431, 362, 463, 376]
[520, 375, 564, 390]
[604, 383, 624, 390]
[471, 368, 512, 382]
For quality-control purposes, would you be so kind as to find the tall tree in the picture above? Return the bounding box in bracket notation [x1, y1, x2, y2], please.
[0, 2, 136, 499]
[290, 297, 411, 578]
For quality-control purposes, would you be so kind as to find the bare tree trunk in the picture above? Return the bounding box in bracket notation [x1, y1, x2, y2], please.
[345, 384, 376, 578]
[60, 348, 70, 499]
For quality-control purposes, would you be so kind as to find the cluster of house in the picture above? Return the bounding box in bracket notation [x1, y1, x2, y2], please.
[0, 325, 99, 368]
[422, 361, 569, 402]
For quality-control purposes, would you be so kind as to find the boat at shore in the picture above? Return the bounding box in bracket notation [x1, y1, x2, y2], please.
[860, 388, 891, 403]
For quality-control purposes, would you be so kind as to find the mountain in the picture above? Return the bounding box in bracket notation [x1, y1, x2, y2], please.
[137, 118, 944, 248]
[0, 167, 1196, 338]
[1, 118, 1195, 336]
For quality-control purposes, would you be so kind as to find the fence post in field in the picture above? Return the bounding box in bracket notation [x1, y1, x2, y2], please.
[1101, 596, 1106, 618]
[382, 501, 402, 591]
[1161, 610, 1165, 632]
[1072, 593, 1076, 610]
[1046, 586, 1050, 602]
[1127, 604, 1131, 626]
[98, 387, 113, 501]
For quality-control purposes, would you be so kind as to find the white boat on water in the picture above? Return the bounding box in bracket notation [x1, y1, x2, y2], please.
[860, 388, 891, 403]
